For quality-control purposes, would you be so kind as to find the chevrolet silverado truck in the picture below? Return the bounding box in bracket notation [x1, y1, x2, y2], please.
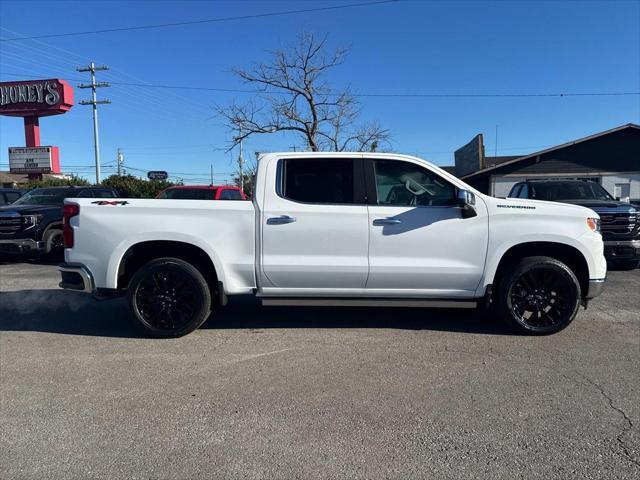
[508, 180, 639, 270]
[58, 153, 606, 337]
[0, 186, 119, 256]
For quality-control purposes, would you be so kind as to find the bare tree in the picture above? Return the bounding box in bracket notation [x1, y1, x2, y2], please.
[217, 33, 391, 152]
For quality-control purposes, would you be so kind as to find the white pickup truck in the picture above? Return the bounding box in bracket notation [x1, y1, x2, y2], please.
[59, 152, 606, 337]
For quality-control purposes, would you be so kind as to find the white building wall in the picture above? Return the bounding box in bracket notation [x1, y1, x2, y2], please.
[601, 174, 640, 200]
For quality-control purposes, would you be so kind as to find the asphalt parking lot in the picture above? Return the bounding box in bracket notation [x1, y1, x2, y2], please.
[1, 259, 639, 479]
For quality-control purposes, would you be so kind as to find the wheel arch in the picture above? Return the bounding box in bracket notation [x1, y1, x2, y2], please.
[487, 241, 590, 298]
[114, 239, 223, 301]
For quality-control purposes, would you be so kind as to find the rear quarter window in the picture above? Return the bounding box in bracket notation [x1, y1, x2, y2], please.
[219, 189, 243, 200]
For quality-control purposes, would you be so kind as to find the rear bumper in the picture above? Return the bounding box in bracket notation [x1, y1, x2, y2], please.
[604, 239, 640, 261]
[58, 262, 95, 293]
[0, 238, 45, 254]
[585, 278, 605, 299]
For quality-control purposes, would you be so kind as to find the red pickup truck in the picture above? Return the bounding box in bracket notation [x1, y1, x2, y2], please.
[156, 185, 247, 200]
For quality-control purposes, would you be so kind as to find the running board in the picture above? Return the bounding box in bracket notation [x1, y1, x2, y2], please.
[260, 298, 477, 309]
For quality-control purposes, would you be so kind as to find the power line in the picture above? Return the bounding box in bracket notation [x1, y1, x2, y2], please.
[1, 72, 637, 98]
[0, 1, 398, 42]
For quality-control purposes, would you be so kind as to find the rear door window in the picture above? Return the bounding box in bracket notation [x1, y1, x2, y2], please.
[281, 158, 356, 204]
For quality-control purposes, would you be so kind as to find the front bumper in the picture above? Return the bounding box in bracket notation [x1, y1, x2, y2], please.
[603, 239, 640, 261]
[585, 279, 605, 299]
[58, 262, 95, 293]
[0, 238, 45, 254]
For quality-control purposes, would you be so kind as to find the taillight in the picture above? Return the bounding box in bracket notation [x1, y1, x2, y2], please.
[63, 204, 80, 248]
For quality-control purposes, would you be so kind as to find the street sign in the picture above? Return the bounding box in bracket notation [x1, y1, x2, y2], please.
[8, 146, 60, 173]
[147, 170, 168, 180]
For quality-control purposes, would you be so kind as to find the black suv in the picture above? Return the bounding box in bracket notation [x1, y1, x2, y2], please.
[508, 180, 639, 269]
[0, 186, 119, 256]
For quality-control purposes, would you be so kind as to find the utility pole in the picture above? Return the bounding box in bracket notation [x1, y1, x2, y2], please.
[77, 62, 110, 184]
[210, 164, 214, 186]
[117, 148, 124, 176]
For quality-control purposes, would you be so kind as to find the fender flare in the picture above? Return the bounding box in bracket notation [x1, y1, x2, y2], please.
[478, 235, 594, 296]
[106, 232, 227, 290]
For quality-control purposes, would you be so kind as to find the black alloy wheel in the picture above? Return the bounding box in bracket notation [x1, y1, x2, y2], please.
[128, 257, 211, 338]
[498, 256, 581, 335]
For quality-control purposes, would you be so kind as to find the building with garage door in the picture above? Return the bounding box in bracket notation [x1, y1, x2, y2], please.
[450, 123, 639, 202]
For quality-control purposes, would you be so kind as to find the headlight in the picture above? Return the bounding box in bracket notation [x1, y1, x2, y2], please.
[21, 214, 43, 229]
[587, 217, 601, 234]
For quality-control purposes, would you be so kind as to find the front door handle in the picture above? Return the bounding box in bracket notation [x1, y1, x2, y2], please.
[267, 215, 297, 225]
[372, 218, 402, 226]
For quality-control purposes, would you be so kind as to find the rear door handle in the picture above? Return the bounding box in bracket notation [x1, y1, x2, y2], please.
[267, 215, 296, 225]
[372, 218, 402, 226]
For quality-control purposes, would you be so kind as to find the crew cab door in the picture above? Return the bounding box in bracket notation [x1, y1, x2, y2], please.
[259, 157, 369, 291]
[365, 158, 489, 297]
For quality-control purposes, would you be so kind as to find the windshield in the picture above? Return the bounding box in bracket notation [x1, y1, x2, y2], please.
[158, 188, 216, 200]
[11, 188, 71, 206]
[532, 182, 614, 201]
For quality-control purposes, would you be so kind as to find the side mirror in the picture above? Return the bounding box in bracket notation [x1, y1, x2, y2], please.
[457, 189, 477, 218]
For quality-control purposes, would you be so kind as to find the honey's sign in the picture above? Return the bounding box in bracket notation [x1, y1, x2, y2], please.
[0, 79, 74, 117]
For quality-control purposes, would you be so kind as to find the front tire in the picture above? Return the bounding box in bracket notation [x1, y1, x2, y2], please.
[496, 256, 581, 335]
[127, 257, 211, 338]
[44, 229, 64, 256]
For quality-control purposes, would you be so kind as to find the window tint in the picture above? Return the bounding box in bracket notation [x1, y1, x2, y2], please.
[219, 189, 243, 200]
[5, 192, 21, 203]
[94, 189, 116, 198]
[0, 194, 8, 205]
[373, 160, 456, 206]
[161, 188, 216, 200]
[12, 188, 70, 206]
[282, 158, 354, 204]
[76, 190, 95, 198]
[531, 182, 612, 201]
[518, 184, 529, 199]
[509, 184, 522, 198]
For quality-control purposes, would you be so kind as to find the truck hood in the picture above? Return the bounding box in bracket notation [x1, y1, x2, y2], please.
[0, 204, 61, 215]
[557, 199, 636, 212]
[487, 196, 595, 216]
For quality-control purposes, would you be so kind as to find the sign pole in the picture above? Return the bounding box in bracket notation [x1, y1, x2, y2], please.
[24, 116, 40, 147]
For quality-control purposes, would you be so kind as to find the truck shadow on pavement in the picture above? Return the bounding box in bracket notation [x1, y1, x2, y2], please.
[0, 289, 516, 338]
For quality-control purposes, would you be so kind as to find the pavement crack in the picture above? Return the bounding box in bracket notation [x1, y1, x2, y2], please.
[576, 372, 639, 469]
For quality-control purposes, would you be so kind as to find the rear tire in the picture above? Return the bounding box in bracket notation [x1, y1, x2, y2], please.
[127, 257, 211, 338]
[496, 256, 581, 335]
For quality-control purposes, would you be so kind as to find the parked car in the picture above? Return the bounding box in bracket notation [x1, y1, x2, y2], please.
[156, 185, 247, 200]
[0, 188, 25, 206]
[59, 153, 606, 337]
[0, 186, 119, 256]
[508, 180, 639, 270]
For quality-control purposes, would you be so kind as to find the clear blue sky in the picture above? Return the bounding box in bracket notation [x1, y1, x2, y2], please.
[1, 0, 638, 184]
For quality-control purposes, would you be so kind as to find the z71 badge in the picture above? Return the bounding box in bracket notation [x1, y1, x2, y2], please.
[91, 200, 129, 206]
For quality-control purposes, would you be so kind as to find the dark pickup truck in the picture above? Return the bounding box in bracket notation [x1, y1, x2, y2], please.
[0, 186, 118, 256]
[508, 180, 639, 269]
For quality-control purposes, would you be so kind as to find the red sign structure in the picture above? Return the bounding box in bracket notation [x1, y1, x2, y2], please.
[0, 79, 74, 175]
